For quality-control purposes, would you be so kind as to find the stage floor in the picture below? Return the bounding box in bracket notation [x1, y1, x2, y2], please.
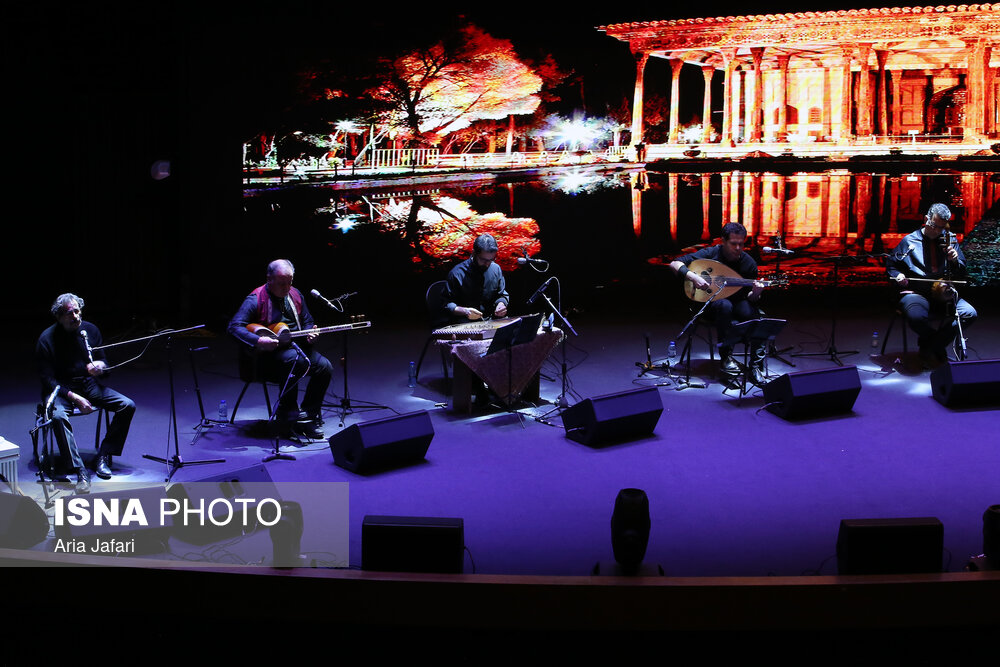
[3, 299, 998, 577]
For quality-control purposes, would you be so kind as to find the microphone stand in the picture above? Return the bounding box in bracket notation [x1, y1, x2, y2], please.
[314, 291, 389, 428]
[143, 334, 225, 483]
[761, 237, 795, 367]
[534, 278, 578, 423]
[791, 253, 859, 366]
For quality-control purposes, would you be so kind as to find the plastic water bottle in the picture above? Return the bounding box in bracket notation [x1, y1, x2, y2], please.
[870, 331, 879, 349]
[408, 361, 416, 388]
[668, 341, 677, 360]
[218, 399, 228, 421]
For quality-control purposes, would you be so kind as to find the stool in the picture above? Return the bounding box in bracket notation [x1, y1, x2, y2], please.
[30, 404, 111, 477]
[230, 350, 275, 423]
[880, 308, 909, 356]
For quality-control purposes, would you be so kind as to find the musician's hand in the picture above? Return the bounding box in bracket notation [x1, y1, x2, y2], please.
[305, 326, 319, 344]
[893, 273, 909, 287]
[494, 302, 507, 318]
[70, 392, 95, 415]
[690, 274, 710, 292]
[946, 246, 959, 262]
[86, 361, 106, 377]
[457, 307, 483, 320]
[255, 336, 279, 351]
[749, 281, 764, 301]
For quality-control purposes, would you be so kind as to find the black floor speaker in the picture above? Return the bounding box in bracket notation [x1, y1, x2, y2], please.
[167, 463, 278, 544]
[561, 386, 663, 446]
[762, 365, 861, 420]
[836, 517, 944, 575]
[329, 410, 433, 474]
[362, 515, 464, 573]
[0, 493, 48, 549]
[930, 359, 1000, 407]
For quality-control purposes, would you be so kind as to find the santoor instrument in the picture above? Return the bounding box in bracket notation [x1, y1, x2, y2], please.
[432, 318, 521, 340]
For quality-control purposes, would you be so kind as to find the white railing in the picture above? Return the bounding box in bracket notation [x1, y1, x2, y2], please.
[366, 148, 441, 169]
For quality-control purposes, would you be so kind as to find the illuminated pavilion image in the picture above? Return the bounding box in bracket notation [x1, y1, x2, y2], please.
[603, 5, 999, 155]
[4, 3, 1000, 657]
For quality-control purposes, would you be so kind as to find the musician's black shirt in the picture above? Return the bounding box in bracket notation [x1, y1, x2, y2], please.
[36, 321, 107, 400]
[444, 258, 510, 322]
[675, 245, 758, 301]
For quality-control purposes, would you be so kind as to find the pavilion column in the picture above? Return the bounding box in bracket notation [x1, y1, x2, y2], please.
[964, 39, 990, 140]
[721, 50, 738, 146]
[875, 50, 889, 136]
[776, 55, 790, 142]
[986, 61, 997, 137]
[732, 66, 744, 142]
[837, 46, 854, 143]
[856, 43, 873, 137]
[668, 57, 685, 143]
[701, 65, 715, 143]
[630, 51, 649, 148]
[749, 47, 764, 142]
[891, 67, 903, 136]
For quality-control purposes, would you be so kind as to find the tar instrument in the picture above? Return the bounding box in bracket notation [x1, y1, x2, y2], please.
[247, 320, 371, 346]
[432, 317, 521, 340]
[683, 259, 788, 303]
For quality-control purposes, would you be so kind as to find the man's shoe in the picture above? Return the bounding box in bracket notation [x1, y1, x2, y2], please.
[76, 468, 91, 494]
[293, 420, 324, 441]
[95, 455, 112, 480]
[720, 354, 739, 374]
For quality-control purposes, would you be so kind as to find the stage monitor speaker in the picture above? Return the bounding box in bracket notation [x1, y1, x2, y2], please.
[836, 517, 943, 575]
[930, 359, 1000, 407]
[52, 485, 172, 554]
[763, 365, 861, 420]
[167, 463, 278, 544]
[329, 410, 433, 474]
[561, 386, 663, 446]
[0, 493, 48, 549]
[362, 515, 464, 574]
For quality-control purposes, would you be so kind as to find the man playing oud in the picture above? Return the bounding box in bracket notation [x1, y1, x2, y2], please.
[228, 259, 333, 439]
[669, 222, 767, 384]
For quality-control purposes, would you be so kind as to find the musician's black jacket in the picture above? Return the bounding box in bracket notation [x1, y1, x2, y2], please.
[444, 257, 510, 322]
[675, 245, 758, 301]
[228, 287, 316, 349]
[887, 229, 968, 298]
[36, 321, 107, 400]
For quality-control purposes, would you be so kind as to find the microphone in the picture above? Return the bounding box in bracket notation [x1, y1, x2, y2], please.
[761, 247, 794, 256]
[310, 288, 343, 312]
[44, 385, 60, 418]
[527, 277, 555, 305]
[516, 256, 549, 267]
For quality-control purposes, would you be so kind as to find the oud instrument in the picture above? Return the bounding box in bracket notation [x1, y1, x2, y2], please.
[247, 320, 371, 346]
[683, 259, 788, 302]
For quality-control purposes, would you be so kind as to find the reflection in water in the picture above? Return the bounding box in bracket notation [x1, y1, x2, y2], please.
[250, 169, 998, 306]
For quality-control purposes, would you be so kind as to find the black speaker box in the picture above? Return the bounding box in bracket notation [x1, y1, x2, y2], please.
[329, 410, 433, 474]
[836, 517, 944, 575]
[0, 493, 49, 549]
[362, 515, 464, 574]
[53, 485, 172, 554]
[167, 464, 278, 544]
[763, 365, 861, 420]
[930, 359, 1000, 407]
[561, 386, 663, 446]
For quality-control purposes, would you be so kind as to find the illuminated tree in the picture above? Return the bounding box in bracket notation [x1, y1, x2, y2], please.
[370, 24, 542, 147]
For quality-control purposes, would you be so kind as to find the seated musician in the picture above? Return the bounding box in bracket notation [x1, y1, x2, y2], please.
[36, 293, 136, 493]
[887, 203, 977, 368]
[669, 222, 767, 385]
[228, 259, 333, 439]
[444, 233, 510, 323]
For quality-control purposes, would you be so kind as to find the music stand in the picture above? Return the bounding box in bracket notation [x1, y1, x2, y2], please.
[719, 318, 787, 400]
